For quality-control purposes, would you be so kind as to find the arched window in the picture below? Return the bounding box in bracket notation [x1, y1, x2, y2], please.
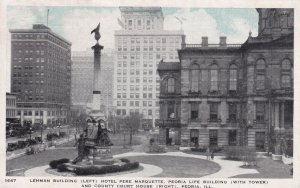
[167, 78, 175, 93]
[210, 64, 218, 91]
[256, 59, 266, 90]
[281, 59, 292, 88]
[190, 64, 200, 92]
[229, 64, 237, 91]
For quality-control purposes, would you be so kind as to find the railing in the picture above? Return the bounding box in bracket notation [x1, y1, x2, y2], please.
[181, 43, 242, 49]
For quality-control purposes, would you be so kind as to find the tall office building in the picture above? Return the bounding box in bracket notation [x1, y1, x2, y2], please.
[10, 24, 72, 125]
[114, 7, 185, 127]
[71, 49, 114, 115]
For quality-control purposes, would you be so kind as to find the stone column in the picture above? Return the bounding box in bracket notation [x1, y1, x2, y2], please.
[274, 103, 280, 129]
[92, 43, 104, 111]
[280, 102, 285, 129]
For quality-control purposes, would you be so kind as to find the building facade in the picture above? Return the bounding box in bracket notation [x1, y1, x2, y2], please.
[6, 93, 17, 121]
[10, 24, 72, 126]
[71, 49, 114, 116]
[114, 7, 184, 127]
[157, 8, 293, 152]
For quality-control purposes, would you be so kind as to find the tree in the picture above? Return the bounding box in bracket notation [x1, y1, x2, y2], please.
[123, 113, 142, 145]
[70, 110, 88, 139]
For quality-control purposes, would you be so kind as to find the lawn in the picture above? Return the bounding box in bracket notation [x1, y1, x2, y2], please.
[125, 155, 220, 178]
[6, 147, 132, 176]
[231, 158, 292, 178]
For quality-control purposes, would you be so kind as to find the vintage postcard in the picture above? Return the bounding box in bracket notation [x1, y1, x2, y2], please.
[0, 0, 299, 188]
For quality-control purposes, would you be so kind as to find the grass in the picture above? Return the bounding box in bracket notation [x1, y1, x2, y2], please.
[125, 155, 221, 178]
[6, 147, 132, 176]
[231, 158, 292, 178]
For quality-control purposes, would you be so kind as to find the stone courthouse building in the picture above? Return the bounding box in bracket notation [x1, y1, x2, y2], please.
[157, 8, 293, 151]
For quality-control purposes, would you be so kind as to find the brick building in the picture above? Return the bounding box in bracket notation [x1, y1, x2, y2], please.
[10, 24, 72, 126]
[157, 8, 293, 152]
[114, 7, 184, 128]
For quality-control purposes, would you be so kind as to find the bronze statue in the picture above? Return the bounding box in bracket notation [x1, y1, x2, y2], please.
[91, 23, 101, 41]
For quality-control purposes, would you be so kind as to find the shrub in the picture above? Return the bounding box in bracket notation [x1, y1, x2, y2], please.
[120, 158, 130, 163]
[74, 162, 139, 175]
[191, 145, 207, 152]
[57, 163, 69, 172]
[224, 146, 257, 166]
[149, 138, 155, 146]
[149, 143, 166, 153]
[49, 158, 70, 169]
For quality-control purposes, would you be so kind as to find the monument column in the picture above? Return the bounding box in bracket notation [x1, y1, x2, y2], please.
[92, 43, 104, 111]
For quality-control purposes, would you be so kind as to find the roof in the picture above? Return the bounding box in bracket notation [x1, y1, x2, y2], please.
[157, 62, 180, 71]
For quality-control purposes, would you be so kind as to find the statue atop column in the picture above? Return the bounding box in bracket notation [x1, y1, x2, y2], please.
[91, 23, 101, 42]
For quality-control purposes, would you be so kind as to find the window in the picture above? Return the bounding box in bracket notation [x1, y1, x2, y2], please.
[167, 78, 175, 93]
[256, 75, 265, 90]
[256, 102, 265, 123]
[135, 101, 139, 106]
[190, 129, 199, 147]
[229, 64, 237, 91]
[281, 59, 292, 88]
[190, 103, 199, 120]
[122, 101, 126, 106]
[117, 101, 121, 106]
[256, 59, 266, 90]
[209, 130, 218, 147]
[167, 103, 175, 119]
[210, 64, 218, 91]
[284, 101, 293, 125]
[228, 130, 237, 146]
[148, 110, 152, 116]
[281, 75, 291, 88]
[143, 93, 147, 98]
[190, 64, 200, 92]
[209, 103, 218, 121]
[228, 103, 237, 121]
[130, 101, 134, 106]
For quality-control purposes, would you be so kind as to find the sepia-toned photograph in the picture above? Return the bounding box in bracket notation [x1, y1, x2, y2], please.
[4, 3, 294, 181]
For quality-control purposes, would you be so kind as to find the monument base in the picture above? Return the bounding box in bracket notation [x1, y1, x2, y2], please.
[87, 146, 115, 165]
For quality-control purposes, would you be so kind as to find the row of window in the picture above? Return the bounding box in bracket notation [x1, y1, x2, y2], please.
[117, 53, 178, 60]
[6, 99, 16, 107]
[117, 100, 159, 107]
[116, 85, 159, 93]
[164, 102, 293, 124]
[117, 69, 155, 75]
[117, 37, 180, 44]
[116, 108, 159, 116]
[117, 46, 180, 52]
[17, 110, 67, 116]
[117, 61, 157, 68]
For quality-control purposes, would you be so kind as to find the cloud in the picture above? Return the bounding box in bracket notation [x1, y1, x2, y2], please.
[164, 9, 220, 44]
[60, 8, 121, 51]
[227, 18, 258, 43]
[7, 6, 37, 29]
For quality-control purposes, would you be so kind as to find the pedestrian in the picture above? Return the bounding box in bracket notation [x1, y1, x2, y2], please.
[206, 147, 210, 160]
[211, 149, 214, 160]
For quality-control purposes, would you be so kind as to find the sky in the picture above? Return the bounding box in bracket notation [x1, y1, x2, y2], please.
[5, 6, 258, 92]
[6, 6, 258, 51]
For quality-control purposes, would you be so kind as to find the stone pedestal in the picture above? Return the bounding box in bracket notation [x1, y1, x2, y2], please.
[87, 146, 115, 165]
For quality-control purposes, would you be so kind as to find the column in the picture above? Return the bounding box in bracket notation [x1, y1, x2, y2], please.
[280, 102, 285, 129]
[274, 103, 280, 129]
[32, 110, 35, 124]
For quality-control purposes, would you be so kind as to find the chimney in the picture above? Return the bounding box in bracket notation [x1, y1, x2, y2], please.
[201, 37, 208, 47]
[219, 36, 227, 47]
